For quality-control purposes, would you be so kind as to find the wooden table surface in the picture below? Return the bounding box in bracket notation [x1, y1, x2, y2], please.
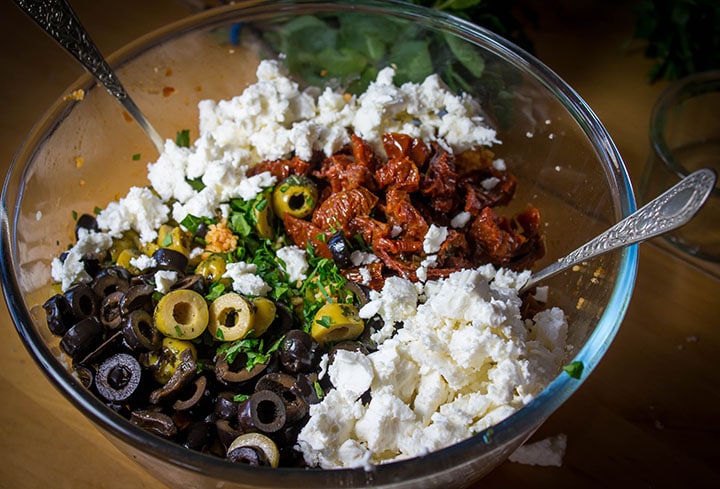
[1, 1, 718, 488]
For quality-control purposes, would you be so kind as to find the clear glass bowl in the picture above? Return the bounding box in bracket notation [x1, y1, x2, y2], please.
[0, 1, 637, 488]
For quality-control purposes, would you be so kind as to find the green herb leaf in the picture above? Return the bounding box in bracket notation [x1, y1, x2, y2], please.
[186, 177, 206, 192]
[313, 381, 325, 400]
[175, 129, 191, 148]
[233, 393, 250, 403]
[132, 153, 141, 161]
[562, 361, 584, 379]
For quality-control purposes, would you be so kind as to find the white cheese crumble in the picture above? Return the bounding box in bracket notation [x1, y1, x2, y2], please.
[154, 270, 178, 294]
[222, 261, 271, 296]
[276, 245, 309, 283]
[422, 224, 448, 254]
[297, 266, 569, 469]
[130, 254, 157, 271]
[50, 229, 114, 291]
[450, 211, 472, 228]
[96, 186, 169, 244]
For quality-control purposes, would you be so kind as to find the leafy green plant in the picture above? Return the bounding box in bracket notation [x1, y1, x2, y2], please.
[255, 1, 530, 96]
[633, 0, 720, 82]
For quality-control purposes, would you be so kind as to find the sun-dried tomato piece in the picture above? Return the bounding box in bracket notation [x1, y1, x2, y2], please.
[348, 216, 391, 252]
[467, 206, 526, 266]
[375, 156, 421, 192]
[247, 156, 310, 180]
[420, 147, 458, 213]
[382, 133, 430, 166]
[342, 262, 385, 291]
[460, 168, 517, 213]
[283, 214, 331, 259]
[311, 186, 378, 234]
[383, 188, 428, 244]
[315, 153, 376, 193]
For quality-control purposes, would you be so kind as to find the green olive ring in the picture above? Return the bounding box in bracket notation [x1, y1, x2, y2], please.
[311, 302, 365, 345]
[271, 175, 318, 219]
[227, 432, 280, 468]
[153, 289, 209, 339]
[209, 292, 255, 342]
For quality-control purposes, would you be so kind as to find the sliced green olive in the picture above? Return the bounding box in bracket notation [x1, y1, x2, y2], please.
[154, 289, 209, 339]
[250, 297, 276, 338]
[157, 225, 190, 257]
[271, 175, 318, 219]
[227, 432, 280, 468]
[209, 292, 255, 342]
[311, 303, 364, 345]
[253, 200, 275, 240]
[109, 230, 141, 262]
[195, 253, 227, 283]
[146, 337, 197, 384]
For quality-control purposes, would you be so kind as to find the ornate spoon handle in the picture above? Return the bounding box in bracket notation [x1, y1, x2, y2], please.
[520, 168, 717, 293]
[14, 0, 164, 153]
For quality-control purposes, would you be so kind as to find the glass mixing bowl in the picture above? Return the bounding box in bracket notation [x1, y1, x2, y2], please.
[1, 1, 637, 487]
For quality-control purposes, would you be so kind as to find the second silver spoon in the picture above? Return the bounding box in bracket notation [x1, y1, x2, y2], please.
[520, 168, 717, 294]
[14, 0, 165, 154]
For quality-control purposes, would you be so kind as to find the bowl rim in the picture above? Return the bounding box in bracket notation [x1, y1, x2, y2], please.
[1, 0, 637, 484]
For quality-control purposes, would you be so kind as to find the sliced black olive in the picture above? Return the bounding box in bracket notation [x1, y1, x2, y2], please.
[215, 352, 268, 385]
[214, 391, 240, 421]
[345, 280, 370, 308]
[328, 232, 352, 268]
[171, 274, 207, 295]
[74, 213, 99, 239]
[153, 248, 188, 273]
[77, 330, 123, 366]
[60, 317, 104, 361]
[92, 266, 131, 298]
[120, 283, 155, 315]
[95, 352, 143, 402]
[292, 373, 322, 406]
[173, 375, 208, 411]
[122, 309, 162, 352]
[268, 301, 296, 339]
[228, 446, 271, 466]
[279, 329, 320, 374]
[183, 421, 212, 451]
[73, 365, 94, 390]
[98, 291, 123, 330]
[215, 419, 241, 449]
[130, 410, 178, 438]
[63, 284, 100, 322]
[149, 348, 197, 404]
[254, 372, 308, 424]
[237, 390, 286, 433]
[43, 294, 74, 336]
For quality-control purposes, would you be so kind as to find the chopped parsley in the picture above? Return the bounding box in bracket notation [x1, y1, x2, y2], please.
[175, 129, 191, 147]
[562, 361, 584, 379]
[217, 335, 284, 371]
[132, 153, 141, 161]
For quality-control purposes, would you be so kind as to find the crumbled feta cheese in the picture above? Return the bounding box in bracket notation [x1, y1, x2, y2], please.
[450, 211, 471, 228]
[422, 224, 448, 254]
[350, 250, 379, 267]
[276, 245, 309, 282]
[154, 270, 178, 294]
[328, 350, 374, 400]
[298, 266, 568, 468]
[96, 186, 169, 244]
[481, 177, 500, 190]
[492, 158, 507, 171]
[222, 261, 271, 296]
[130, 254, 157, 271]
[50, 230, 114, 291]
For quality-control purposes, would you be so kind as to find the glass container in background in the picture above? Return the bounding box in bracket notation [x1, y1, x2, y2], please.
[639, 71, 720, 265]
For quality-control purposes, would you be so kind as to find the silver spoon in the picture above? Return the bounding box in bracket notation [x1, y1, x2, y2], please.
[14, 0, 165, 154]
[520, 168, 717, 294]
